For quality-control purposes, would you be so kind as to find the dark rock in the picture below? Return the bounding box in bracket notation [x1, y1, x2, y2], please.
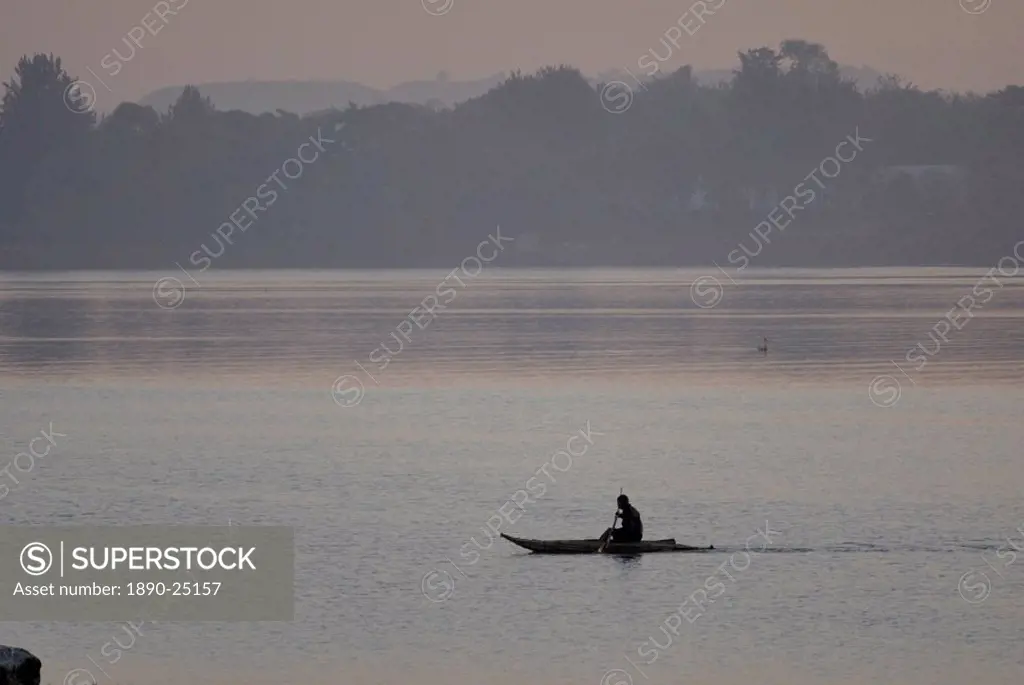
[0, 647, 41, 685]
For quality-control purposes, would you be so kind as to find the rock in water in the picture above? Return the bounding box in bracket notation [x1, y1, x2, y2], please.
[0, 647, 41, 685]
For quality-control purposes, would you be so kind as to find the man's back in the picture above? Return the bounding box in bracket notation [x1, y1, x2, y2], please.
[618, 503, 643, 542]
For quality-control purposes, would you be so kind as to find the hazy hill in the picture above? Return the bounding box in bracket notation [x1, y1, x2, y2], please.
[138, 65, 884, 115]
[138, 72, 509, 114]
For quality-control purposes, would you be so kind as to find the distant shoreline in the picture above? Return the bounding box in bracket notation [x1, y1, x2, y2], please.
[0, 262, 1004, 272]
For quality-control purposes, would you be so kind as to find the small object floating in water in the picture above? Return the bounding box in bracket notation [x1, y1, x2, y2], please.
[501, 533, 713, 554]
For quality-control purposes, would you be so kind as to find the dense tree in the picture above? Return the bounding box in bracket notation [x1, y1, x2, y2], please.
[0, 42, 1021, 269]
[0, 54, 94, 234]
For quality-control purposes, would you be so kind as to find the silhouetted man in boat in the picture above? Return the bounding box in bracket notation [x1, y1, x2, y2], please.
[600, 494, 643, 543]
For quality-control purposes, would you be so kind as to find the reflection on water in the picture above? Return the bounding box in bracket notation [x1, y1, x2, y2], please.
[2, 268, 1023, 387]
[2, 269, 1024, 685]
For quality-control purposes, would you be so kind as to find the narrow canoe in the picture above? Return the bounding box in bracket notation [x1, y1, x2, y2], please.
[501, 533, 713, 554]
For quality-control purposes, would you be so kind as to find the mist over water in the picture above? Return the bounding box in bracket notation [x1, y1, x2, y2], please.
[3, 269, 1024, 685]
[3, 268, 1024, 384]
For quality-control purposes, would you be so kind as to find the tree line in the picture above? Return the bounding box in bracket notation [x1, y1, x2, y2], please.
[1, 42, 1022, 269]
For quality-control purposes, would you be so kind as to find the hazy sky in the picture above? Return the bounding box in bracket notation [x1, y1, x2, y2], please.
[2, 0, 1020, 104]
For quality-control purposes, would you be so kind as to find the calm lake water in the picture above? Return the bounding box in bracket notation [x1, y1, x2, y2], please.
[2, 268, 1024, 685]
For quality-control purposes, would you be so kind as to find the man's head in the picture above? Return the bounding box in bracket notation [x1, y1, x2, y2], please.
[617, 494, 629, 509]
